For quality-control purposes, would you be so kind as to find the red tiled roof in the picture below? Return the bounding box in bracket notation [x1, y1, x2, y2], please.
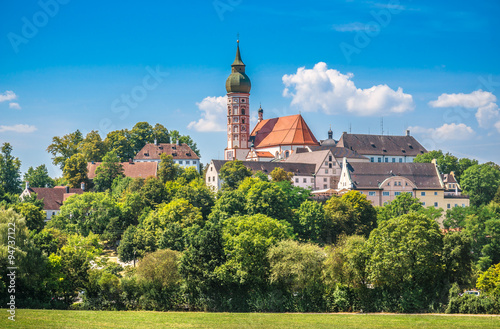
[250, 114, 319, 148]
[255, 151, 274, 158]
[87, 162, 158, 179]
[29, 187, 84, 211]
[134, 143, 199, 161]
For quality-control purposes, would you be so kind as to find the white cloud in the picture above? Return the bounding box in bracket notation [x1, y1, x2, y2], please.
[475, 102, 500, 128]
[429, 90, 496, 108]
[188, 96, 227, 132]
[495, 121, 500, 133]
[0, 124, 37, 133]
[9, 102, 21, 110]
[282, 62, 414, 116]
[0, 90, 17, 103]
[409, 123, 475, 141]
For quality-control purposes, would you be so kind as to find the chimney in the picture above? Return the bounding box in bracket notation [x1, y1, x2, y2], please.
[129, 158, 133, 164]
[81, 182, 85, 191]
[154, 138, 157, 146]
[66, 186, 70, 193]
[176, 139, 180, 145]
[406, 129, 410, 136]
[25, 181, 29, 190]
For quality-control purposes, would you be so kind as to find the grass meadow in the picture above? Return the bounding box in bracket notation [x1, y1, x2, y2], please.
[1, 309, 499, 328]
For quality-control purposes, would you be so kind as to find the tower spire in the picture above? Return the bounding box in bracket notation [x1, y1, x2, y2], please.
[232, 39, 245, 67]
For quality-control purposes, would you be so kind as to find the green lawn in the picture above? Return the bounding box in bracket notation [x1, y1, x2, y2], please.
[1, 309, 499, 329]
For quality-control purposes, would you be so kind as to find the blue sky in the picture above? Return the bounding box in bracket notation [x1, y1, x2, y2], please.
[1, 0, 499, 177]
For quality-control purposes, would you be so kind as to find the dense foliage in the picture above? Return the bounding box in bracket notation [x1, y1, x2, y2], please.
[1, 143, 500, 314]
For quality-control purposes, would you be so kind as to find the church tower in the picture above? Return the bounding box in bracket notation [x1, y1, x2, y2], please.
[224, 40, 251, 161]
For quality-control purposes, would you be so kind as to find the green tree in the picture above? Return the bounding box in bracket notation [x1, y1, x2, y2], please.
[79, 130, 108, 162]
[137, 249, 181, 288]
[461, 164, 500, 206]
[367, 213, 444, 296]
[93, 150, 124, 192]
[140, 177, 170, 208]
[46, 130, 84, 170]
[142, 198, 203, 251]
[180, 219, 226, 303]
[174, 178, 215, 220]
[157, 154, 182, 183]
[219, 160, 252, 190]
[50, 233, 102, 303]
[270, 167, 293, 182]
[293, 200, 326, 243]
[130, 122, 154, 154]
[443, 206, 476, 229]
[341, 190, 377, 237]
[179, 166, 201, 184]
[117, 225, 156, 262]
[215, 214, 293, 286]
[23, 164, 54, 188]
[32, 227, 68, 255]
[376, 192, 423, 222]
[494, 185, 500, 204]
[442, 231, 473, 287]
[323, 235, 369, 289]
[105, 129, 134, 162]
[0, 143, 22, 194]
[13, 202, 46, 232]
[152, 123, 170, 144]
[0, 208, 50, 307]
[243, 179, 292, 221]
[275, 180, 311, 210]
[457, 158, 479, 182]
[48, 192, 122, 242]
[323, 196, 356, 244]
[268, 240, 325, 295]
[63, 153, 89, 188]
[477, 263, 500, 295]
[208, 189, 245, 222]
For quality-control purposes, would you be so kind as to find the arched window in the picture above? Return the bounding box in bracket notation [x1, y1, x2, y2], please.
[241, 108, 245, 115]
[285, 151, 290, 158]
[242, 118, 245, 124]
[234, 126, 238, 133]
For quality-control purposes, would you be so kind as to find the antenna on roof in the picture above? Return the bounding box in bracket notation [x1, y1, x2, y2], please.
[380, 117, 384, 135]
[349, 123, 352, 134]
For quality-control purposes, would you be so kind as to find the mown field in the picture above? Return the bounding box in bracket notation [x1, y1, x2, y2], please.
[1, 310, 499, 329]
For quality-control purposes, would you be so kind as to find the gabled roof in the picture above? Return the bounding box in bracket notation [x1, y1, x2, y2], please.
[28, 187, 84, 211]
[345, 162, 441, 189]
[441, 173, 457, 184]
[87, 161, 157, 179]
[308, 145, 367, 160]
[337, 133, 427, 156]
[211, 160, 316, 176]
[134, 143, 199, 161]
[250, 114, 319, 148]
[255, 151, 274, 158]
[285, 150, 331, 173]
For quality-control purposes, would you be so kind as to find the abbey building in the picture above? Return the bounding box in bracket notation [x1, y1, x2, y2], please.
[206, 41, 469, 216]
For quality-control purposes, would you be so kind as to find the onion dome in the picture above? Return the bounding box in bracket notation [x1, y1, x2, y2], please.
[226, 41, 251, 93]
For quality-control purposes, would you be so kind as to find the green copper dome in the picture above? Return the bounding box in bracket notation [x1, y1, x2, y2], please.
[226, 42, 251, 93]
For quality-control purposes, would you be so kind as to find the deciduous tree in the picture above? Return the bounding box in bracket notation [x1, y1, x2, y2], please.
[24, 164, 54, 188]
